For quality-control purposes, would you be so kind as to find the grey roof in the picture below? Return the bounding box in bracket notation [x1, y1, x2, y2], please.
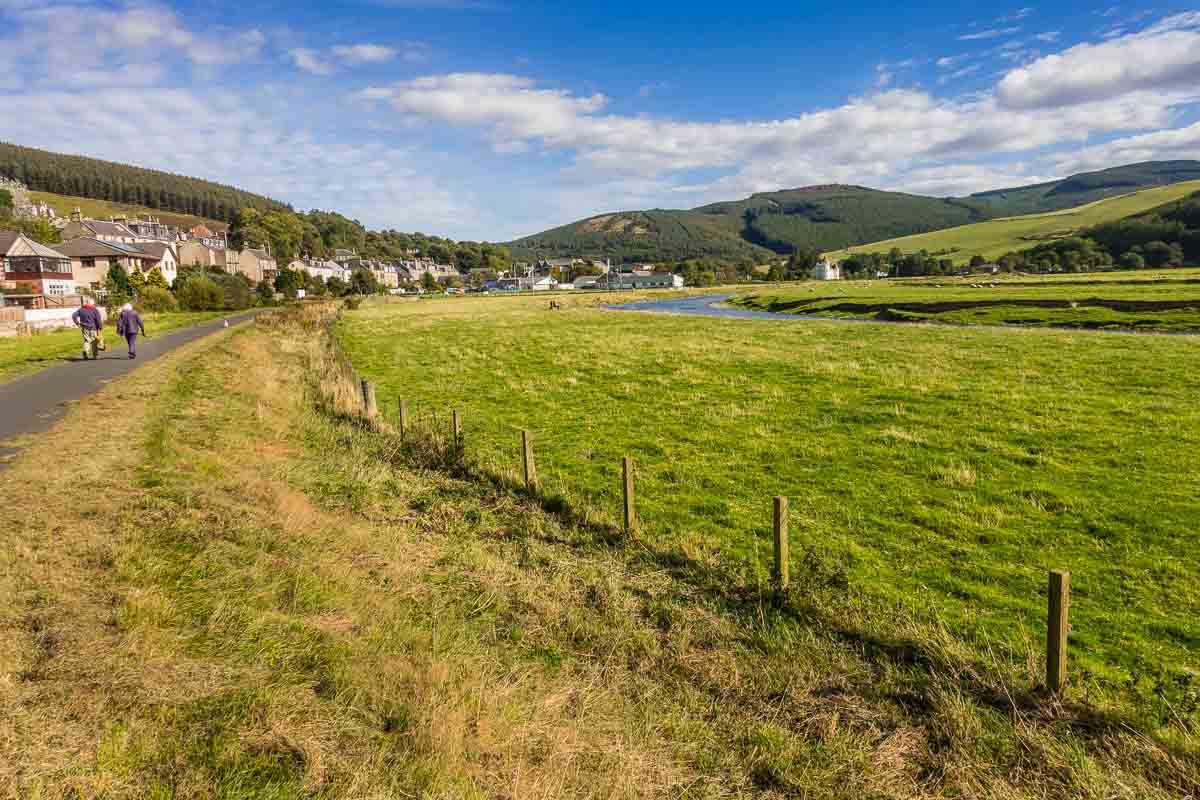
[55, 237, 156, 260]
[82, 219, 136, 238]
[0, 229, 21, 255]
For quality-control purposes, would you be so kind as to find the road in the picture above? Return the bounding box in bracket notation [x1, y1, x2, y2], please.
[0, 311, 261, 467]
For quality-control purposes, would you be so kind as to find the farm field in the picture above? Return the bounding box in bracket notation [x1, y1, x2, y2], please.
[337, 292, 1200, 708]
[730, 270, 1200, 331]
[826, 181, 1200, 264]
[0, 311, 226, 382]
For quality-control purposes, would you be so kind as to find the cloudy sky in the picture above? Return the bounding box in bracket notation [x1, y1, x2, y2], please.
[1, 0, 1199, 241]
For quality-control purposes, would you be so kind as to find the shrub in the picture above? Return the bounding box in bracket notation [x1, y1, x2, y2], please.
[137, 285, 178, 312]
[177, 277, 224, 311]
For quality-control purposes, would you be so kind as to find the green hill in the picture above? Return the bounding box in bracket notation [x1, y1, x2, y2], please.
[0, 141, 290, 223]
[27, 190, 229, 232]
[508, 161, 1200, 263]
[827, 180, 1200, 265]
[967, 161, 1200, 216]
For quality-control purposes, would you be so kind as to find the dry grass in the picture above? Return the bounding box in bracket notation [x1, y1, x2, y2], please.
[1, 303, 1197, 798]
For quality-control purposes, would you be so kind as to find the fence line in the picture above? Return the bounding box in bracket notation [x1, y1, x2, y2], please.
[343, 369, 1078, 697]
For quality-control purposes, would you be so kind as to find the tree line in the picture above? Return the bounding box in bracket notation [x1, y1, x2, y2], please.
[0, 142, 290, 222]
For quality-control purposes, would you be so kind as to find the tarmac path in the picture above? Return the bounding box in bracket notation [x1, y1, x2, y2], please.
[0, 310, 261, 468]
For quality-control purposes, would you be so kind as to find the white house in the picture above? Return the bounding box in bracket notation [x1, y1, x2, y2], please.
[814, 260, 841, 281]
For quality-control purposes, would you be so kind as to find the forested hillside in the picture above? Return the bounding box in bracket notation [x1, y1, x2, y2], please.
[0, 142, 290, 222]
[510, 161, 1200, 262]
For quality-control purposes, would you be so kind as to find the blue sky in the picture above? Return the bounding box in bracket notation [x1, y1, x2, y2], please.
[1, 0, 1199, 241]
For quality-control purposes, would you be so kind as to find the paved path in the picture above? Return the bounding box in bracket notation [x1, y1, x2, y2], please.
[0, 311, 261, 467]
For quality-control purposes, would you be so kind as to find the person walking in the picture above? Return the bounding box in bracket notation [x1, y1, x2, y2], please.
[116, 303, 147, 360]
[71, 301, 105, 361]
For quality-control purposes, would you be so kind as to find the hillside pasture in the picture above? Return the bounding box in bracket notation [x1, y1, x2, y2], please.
[826, 181, 1200, 264]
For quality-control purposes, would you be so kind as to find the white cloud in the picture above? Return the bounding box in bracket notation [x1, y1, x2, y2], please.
[1034, 31, 1060, 42]
[332, 44, 398, 64]
[997, 8, 1033, 23]
[937, 55, 969, 68]
[290, 48, 334, 75]
[959, 26, 1022, 41]
[997, 25, 1200, 109]
[938, 64, 982, 85]
[0, 0, 264, 83]
[1053, 122, 1200, 174]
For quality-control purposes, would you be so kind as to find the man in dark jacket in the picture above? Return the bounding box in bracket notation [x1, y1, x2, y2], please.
[116, 303, 147, 359]
[71, 302, 104, 360]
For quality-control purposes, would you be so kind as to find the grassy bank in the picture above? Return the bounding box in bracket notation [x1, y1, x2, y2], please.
[730, 271, 1200, 331]
[3, 304, 1197, 796]
[335, 291, 1200, 713]
[0, 310, 227, 382]
[825, 181, 1200, 264]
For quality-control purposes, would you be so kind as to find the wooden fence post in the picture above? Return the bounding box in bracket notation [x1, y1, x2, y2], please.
[622, 455, 635, 533]
[521, 430, 537, 490]
[360, 379, 378, 418]
[1047, 570, 1070, 693]
[452, 410, 463, 456]
[398, 398, 409, 438]
[773, 496, 789, 589]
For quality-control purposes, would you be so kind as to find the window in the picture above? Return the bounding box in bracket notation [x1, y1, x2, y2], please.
[81, 257, 96, 268]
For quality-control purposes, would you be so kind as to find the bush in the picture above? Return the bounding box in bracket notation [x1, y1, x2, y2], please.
[137, 285, 178, 312]
[177, 277, 224, 311]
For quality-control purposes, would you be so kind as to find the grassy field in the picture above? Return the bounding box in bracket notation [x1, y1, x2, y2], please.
[3, 305, 1197, 796]
[336, 292, 1200, 714]
[29, 190, 228, 232]
[0, 311, 227, 382]
[826, 181, 1200, 264]
[730, 270, 1200, 331]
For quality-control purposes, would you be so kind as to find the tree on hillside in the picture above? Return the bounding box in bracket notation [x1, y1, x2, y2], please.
[146, 268, 169, 290]
[421, 271, 438, 292]
[350, 267, 380, 296]
[274, 266, 303, 299]
[1120, 252, 1146, 269]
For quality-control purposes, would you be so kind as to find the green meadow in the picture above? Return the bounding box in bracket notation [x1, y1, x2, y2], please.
[732, 270, 1200, 331]
[336, 292, 1200, 706]
[826, 181, 1200, 263]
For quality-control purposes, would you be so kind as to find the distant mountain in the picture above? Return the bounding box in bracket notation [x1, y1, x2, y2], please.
[508, 161, 1200, 262]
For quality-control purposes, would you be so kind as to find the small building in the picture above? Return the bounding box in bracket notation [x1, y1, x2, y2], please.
[239, 248, 278, 284]
[135, 241, 178, 284]
[188, 224, 228, 249]
[177, 240, 225, 270]
[814, 260, 841, 281]
[0, 230, 75, 296]
[54, 237, 160, 295]
[498, 275, 558, 292]
[602, 272, 684, 290]
[127, 216, 181, 243]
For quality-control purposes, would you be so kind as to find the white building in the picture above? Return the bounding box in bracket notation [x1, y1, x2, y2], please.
[814, 260, 842, 281]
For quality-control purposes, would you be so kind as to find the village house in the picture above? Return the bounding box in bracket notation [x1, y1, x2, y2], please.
[813, 259, 841, 281]
[288, 257, 344, 283]
[55, 238, 161, 295]
[188, 224, 228, 249]
[134, 241, 179, 283]
[498, 274, 559, 292]
[399, 258, 459, 284]
[0, 230, 75, 296]
[602, 272, 684, 290]
[177, 240, 223, 270]
[239, 248, 278, 284]
[61, 211, 139, 244]
[126, 216, 181, 243]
